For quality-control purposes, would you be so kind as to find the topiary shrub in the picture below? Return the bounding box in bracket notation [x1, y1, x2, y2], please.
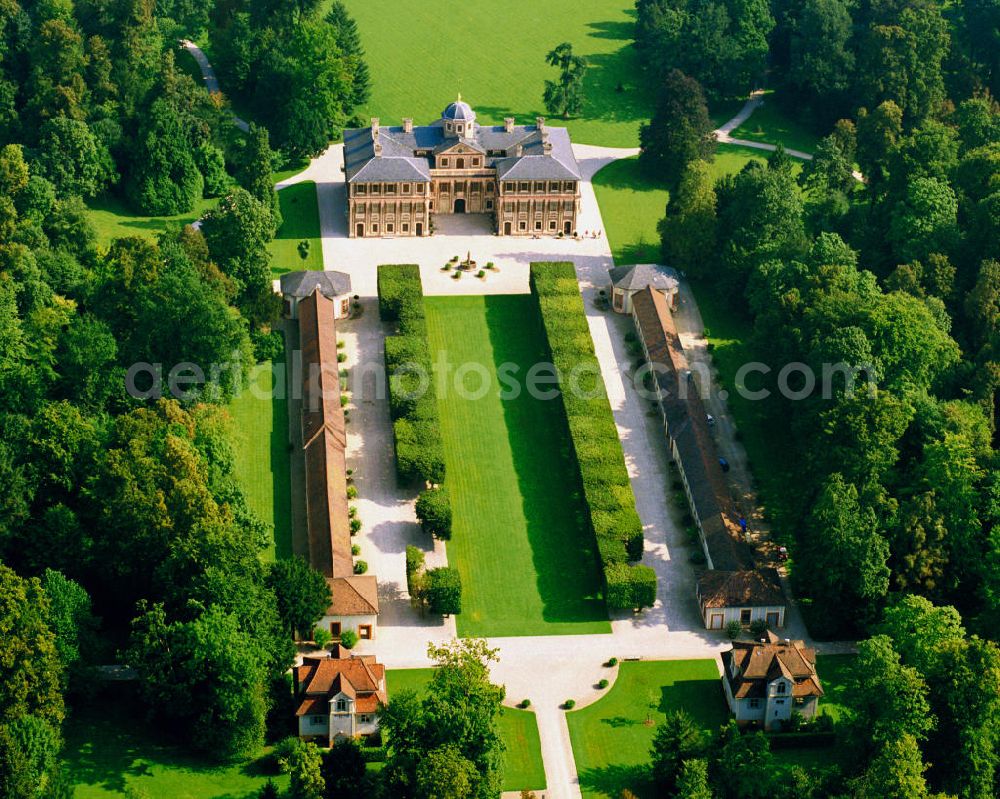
[377, 264, 421, 321]
[597, 679, 609, 689]
[604, 563, 657, 611]
[518, 699, 531, 709]
[347, 485, 358, 499]
[416, 485, 453, 540]
[350, 518, 362, 535]
[312, 628, 331, 649]
[606, 657, 618, 667]
[340, 629, 359, 649]
[351, 544, 360, 556]
[425, 567, 462, 615]
[563, 699, 576, 710]
[726, 620, 743, 640]
[353, 560, 368, 575]
[749, 618, 768, 637]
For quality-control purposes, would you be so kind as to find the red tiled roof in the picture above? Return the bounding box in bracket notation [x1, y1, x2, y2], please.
[294, 652, 387, 715]
[723, 637, 823, 700]
[327, 575, 380, 616]
[697, 568, 785, 609]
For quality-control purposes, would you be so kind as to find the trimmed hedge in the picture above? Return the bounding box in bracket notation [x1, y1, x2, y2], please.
[416, 484, 453, 540]
[426, 566, 462, 615]
[530, 262, 653, 610]
[378, 265, 446, 486]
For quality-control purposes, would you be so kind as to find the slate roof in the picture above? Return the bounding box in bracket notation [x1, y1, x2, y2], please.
[442, 98, 475, 121]
[723, 635, 823, 700]
[343, 101, 581, 183]
[280, 270, 352, 299]
[610, 264, 680, 292]
[631, 288, 756, 573]
[294, 652, 387, 716]
[697, 568, 785, 609]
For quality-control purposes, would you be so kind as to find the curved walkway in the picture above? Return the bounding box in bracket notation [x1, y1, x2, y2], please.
[180, 39, 250, 132]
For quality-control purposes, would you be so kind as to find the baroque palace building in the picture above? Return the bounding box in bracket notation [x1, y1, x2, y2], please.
[343, 96, 582, 237]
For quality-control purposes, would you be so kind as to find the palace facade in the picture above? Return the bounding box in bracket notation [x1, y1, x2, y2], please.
[343, 97, 582, 237]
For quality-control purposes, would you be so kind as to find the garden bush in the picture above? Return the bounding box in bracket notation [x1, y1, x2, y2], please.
[416, 485, 453, 540]
[379, 264, 447, 487]
[726, 620, 743, 639]
[530, 262, 651, 611]
[425, 567, 462, 615]
[749, 618, 769, 637]
[353, 560, 368, 574]
[563, 699, 576, 710]
[340, 629, 359, 649]
[597, 679, 608, 689]
[518, 699, 531, 709]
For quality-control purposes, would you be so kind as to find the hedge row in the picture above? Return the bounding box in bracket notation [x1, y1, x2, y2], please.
[529, 262, 656, 611]
[378, 265, 445, 485]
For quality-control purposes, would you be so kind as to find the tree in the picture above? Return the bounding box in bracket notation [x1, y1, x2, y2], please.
[415, 744, 477, 799]
[326, 1, 370, 110]
[41, 569, 99, 691]
[236, 124, 281, 233]
[798, 473, 890, 632]
[852, 733, 929, 799]
[379, 639, 505, 799]
[879, 594, 965, 676]
[426, 567, 462, 616]
[126, 604, 269, 760]
[543, 42, 587, 118]
[0, 714, 63, 799]
[846, 635, 934, 748]
[267, 557, 332, 640]
[639, 70, 715, 186]
[34, 117, 115, 198]
[649, 709, 706, 792]
[125, 97, 204, 215]
[786, 0, 854, 112]
[321, 738, 366, 798]
[965, 260, 1000, 349]
[675, 758, 712, 799]
[659, 159, 717, 275]
[713, 721, 778, 799]
[0, 564, 64, 728]
[415, 485, 452, 540]
[889, 176, 959, 264]
[254, 21, 354, 158]
[287, 740, 324, 799]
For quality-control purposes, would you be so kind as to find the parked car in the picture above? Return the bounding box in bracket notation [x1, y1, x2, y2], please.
[706, 414, 715, 427]
[719, 457, 730, 472]
[777, 546, 789, 562]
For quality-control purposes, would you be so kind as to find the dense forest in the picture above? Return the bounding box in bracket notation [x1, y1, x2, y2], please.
[640, 2, 1000, 796]
[0, 0, 368, 792]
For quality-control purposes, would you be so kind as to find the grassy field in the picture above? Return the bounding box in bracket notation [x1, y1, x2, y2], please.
[227, 361, 292, 561]
[424, 295, 610, 637]
[731, 92, 822, 153]
[567, 660, 728, 798]
[64, 694, 287, 799]
[593, 144, 779, 263]
[86, 194, 218, 248]
[342, 0, 653, 147]
[386, 668, 546, 793]
[269, 181, 324, 276]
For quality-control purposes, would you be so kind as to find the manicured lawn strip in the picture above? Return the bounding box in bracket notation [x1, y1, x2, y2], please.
[425, 295, 610, 636]
[227, 361, 292, 561]
[814, 654, 854, 722]
[64, 693, 286, 799]
[341, 0, 654, 147]
[86, 194, 218, 247]
[529, 264, 655, 610]
[593, 145, 777, 264]
[386, 668, 546, 792]
[269, 181, 324, 276]
[731, 93, 822, 153]
[567, 660, 728, 799]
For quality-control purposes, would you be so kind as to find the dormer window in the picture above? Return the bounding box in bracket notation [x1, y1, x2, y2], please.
[776, 682, 786, 694]
[336, 699, 348, 711]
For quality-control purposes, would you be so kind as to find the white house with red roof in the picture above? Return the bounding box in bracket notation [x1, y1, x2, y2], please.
[721, 632, 824, 731]
[294, 648, 387, 744]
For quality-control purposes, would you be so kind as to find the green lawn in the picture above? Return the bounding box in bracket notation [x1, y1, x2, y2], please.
[342, 0, 653, 147]
[64, 694, 287, 799]
[86, 194, 218, 248]
[424, 295, 610, 637]
[593, 145, 778, 264]
[269, 181, 324, 276]
[567, 660, 728, 799]
[731, 92, 821, 153]
[227, 361, 292, 561]
[814, 654, 854, 722]
[386, 668, 546, 793]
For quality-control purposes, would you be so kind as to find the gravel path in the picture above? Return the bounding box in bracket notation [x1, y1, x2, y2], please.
[180, 39, 250, 132]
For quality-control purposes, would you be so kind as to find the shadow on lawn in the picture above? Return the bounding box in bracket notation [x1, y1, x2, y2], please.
[482, 295, 609, 627]
[270, 369, 293, 560]
[578, 763, 653, 799]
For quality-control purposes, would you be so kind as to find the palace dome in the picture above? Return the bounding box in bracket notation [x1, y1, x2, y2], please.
[442, 95, 476, 122]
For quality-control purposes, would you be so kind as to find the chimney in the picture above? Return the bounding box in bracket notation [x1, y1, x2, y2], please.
[504, 117, 515, 133]
[784, 638, 791, 645]
[373, 141, 382, 157]
[542, 132, 552, 154]
[514, 143, 523, 157]
[370, 117, 380, 137]
[536, 116, 546, 132]
[403, 117, 413, 134]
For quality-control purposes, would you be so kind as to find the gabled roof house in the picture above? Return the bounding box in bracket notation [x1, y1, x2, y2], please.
[294, 648, 387, 743]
